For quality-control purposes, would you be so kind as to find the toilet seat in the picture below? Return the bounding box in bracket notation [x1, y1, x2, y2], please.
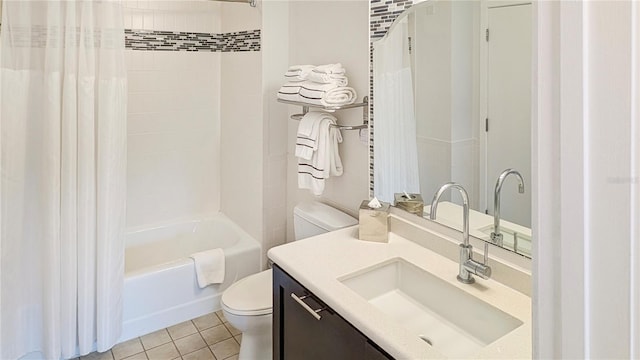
[221, 269, 273, 316]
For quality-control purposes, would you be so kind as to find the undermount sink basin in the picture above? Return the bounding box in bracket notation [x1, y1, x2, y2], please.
[478, 225, 532, 256]
[339, 258, 523, 358]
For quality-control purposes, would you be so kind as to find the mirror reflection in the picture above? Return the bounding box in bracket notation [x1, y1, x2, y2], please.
[373, 0, 532, 257]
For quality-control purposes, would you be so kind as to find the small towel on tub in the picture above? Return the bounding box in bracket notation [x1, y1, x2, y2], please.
[190, 248, 225, 288]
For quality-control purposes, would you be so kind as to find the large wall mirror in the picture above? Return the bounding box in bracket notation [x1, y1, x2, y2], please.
[373, 0, 532, 258]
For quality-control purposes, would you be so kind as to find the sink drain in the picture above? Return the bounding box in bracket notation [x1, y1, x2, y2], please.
[419, 335, 433, 346]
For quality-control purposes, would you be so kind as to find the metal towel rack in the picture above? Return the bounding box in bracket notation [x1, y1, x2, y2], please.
[208, 0, 257, 7]
[277, 96, 369, 131]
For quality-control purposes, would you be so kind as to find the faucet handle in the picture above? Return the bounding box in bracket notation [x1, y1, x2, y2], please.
[463, 259, 492, 280]
[483, 242, 490, 265]
[463, 242, 492, 280]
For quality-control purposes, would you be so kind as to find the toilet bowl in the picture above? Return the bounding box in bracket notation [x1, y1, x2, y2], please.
[221, 269, 272, 360]
[220, 201, 357, 360]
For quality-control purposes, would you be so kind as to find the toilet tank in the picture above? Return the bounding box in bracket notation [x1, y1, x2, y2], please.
[293, 201, 358, 240]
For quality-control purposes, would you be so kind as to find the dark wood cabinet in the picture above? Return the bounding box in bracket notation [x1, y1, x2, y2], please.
[273, 264, 393, 360]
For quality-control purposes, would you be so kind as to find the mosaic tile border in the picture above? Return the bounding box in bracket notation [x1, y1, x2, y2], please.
[369, 0, 414, 195]
[370, 0, 414, 41]
[125, 29, 261, 52]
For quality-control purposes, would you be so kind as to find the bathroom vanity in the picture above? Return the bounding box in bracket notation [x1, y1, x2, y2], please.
[273, 265, 392, 359]
[268, 209, 531, 359]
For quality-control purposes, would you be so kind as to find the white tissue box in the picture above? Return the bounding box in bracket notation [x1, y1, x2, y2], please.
[358, 200, 390, 243]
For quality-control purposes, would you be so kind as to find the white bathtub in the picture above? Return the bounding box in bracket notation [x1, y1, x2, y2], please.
[119, 214, 261, 342]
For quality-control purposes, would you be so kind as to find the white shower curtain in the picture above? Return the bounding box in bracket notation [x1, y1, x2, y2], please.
[373, 18, 420, 203]
[0, 1, 127, 359]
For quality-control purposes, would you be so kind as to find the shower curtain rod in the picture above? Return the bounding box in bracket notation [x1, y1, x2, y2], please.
[210, 0, 257, 7]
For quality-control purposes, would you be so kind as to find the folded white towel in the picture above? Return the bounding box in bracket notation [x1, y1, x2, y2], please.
[190, 249, 225, 288]
[299, 80, 340, 92]
[313, 63, 346, 75]
[279, 80, 357, 107]
[297, 81, 358, 107]
[277, 82, 302, 102]
[284, 65, 315, 82]
[297, 81, 339, 103]
[322, 87, 358, 106]
[306, 71, 348, 86]
[290, 64, 316, 71]
[295, 112, 335, 160]
[298, 116, 343, 195]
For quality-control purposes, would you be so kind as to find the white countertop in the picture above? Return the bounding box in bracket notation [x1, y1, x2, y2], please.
[267, 217, 531, 359]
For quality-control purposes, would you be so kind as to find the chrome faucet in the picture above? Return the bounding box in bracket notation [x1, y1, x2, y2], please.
[430, 182, 491, 284]
[490, 169, 525, 247]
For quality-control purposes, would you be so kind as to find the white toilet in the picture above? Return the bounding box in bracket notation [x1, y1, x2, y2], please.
[220, 201, 358, 360]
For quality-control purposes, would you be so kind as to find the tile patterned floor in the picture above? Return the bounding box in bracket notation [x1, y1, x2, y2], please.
[78, 311, 242, 360]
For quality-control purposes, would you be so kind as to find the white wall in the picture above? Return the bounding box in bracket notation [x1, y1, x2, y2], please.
[413, 1, 479, 207]
[219, 3, 264, 247]
[414, 1, 453, 203]
[124, 1, 222, 228]
[261, 1, 290, 262]
[449, 1, 479, 208]
[285, 0, 370, 241]
[534, 1, 640, 357]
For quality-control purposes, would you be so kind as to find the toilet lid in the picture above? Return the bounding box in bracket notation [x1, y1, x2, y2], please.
[221, 269, 273, 316]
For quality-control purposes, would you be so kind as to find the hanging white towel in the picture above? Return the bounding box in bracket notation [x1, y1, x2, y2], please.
[298, 116, 343, 195]
[190, 248, 225, 288]
[328, 125, 344, 176]
[295, 112, 336, 160]
[298, 158, 326, 196]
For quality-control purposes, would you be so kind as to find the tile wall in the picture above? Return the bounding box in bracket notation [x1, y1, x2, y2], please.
[124, 1, 264, 237]
[124, 0, 292, 268]
[220, 49, 263, 243]
[218, 2, 266, 256]
[125, 29, 260, 52]
[125, 48, 220, 228]
[124, 1, 223, 228]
